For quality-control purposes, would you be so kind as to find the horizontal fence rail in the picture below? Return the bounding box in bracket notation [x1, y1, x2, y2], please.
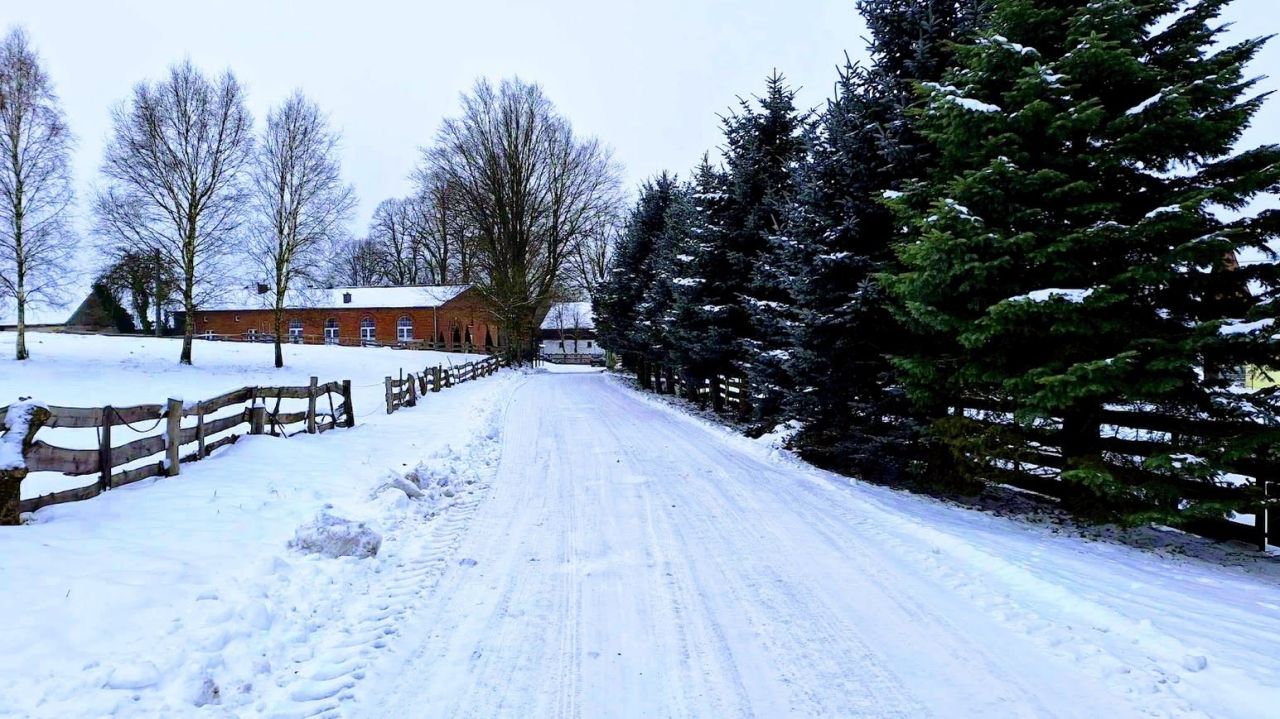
[1, 355, 507, 523]
[0, 378, 356, 519]
[384, 357, 502, 415]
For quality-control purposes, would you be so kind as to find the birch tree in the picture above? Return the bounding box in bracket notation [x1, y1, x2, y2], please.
[248, 91, 354, 367]
[95, 60, 253, 365]
[0, 27, 77, 360]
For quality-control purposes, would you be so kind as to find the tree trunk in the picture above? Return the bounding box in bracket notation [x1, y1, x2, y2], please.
[153, 249, 164, 337]
[14, 292, 27, 361]
[179, 281, 195, 365]
[273, 303, 284, 369]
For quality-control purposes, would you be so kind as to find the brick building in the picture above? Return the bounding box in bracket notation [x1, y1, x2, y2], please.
[190, 285, 499, 351]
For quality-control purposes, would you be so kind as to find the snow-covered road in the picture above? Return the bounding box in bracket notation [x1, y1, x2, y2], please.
[357, 372, 1280, 718]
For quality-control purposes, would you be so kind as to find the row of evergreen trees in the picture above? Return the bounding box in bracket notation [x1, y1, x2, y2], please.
[595, 0, 1280, 524]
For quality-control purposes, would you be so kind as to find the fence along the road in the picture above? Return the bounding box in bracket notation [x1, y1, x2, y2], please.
[0, 378, 355, 522]
[384, 357, 501, 415]
[637, 361, 1280, 551]
[0, 356, 505, 523]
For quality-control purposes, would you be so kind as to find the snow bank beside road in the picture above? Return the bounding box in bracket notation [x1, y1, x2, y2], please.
[0, 361, 517, 717]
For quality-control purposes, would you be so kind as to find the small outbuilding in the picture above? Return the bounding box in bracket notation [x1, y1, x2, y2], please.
[540, 301, 602, 361]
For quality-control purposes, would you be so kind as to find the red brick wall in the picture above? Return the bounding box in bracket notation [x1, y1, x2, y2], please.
[191, 290, 498, 351]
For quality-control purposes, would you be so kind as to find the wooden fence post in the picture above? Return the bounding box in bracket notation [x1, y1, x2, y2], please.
[165, 398, 182, 477]
[342, 380, 356, 428]
[711, 377, 723, 414]
[433, 366, 442, 392]
[99, 406, 113, 491]
[408, 374, 418, 407]
[0, 404, 50, 525]
[195, 402, 206, 459]
[385, 376, 394, 414]
[1266, 479, 1277, 551]
[250, 404, 266, 435]
[307, 376, 319, 434]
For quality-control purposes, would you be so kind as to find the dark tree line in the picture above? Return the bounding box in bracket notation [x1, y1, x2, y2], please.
[595, 0, 1280, 525]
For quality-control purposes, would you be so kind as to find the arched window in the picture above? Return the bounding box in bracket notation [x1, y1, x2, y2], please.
[397, 315, 414, 342]
[360, 316, 376, 343]
[288, 318, 303, 342]
[324, 318, 339, 344]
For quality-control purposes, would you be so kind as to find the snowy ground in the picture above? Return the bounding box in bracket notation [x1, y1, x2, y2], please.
[0, 332, 487, 498]
[0, 332, 511, 717]
[3, 343, 1280, 717]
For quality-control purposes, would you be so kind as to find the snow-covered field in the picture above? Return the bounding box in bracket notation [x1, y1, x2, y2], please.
[0, 332, 487, 498]
[3, 334, 1280, 718]
[0, 332, 512, 717]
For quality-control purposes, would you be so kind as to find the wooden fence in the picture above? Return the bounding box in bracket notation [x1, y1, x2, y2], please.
[961, 401, 1280, 551]
[638, 362, 1280, 551]
[384, 357, 502, 415]
[540, 353, 602, 366]
[0, 379, 355, 522]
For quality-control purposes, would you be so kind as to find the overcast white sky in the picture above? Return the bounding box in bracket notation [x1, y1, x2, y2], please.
[8, 0, 1279, 236]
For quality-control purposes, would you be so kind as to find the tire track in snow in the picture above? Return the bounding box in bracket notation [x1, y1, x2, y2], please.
[261, 392, 511, 719]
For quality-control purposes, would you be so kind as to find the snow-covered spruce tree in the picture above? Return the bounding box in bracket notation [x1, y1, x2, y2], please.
[885, 0, 1280, 522]
[782, 1, 988, 482]
[661, 158, 740, 407]
[719, 74, 807, 425]
[859, 0, 994, 83]
[594, 173, 680, 387]
[783, 63, 919, 482]
[633, 181, 695, 392]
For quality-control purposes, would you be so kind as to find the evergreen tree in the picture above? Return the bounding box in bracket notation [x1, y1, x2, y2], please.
[783, 1, 987, 481]
[663, 159, 739, 405]
[594, 173, 681, 386]
[886, 0, 1280, 521]
[783, 62, 917, 481]
[720, 73, 807, 424]
[635, 181, 695, 391]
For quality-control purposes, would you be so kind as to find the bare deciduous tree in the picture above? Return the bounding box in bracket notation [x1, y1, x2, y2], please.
[565, 223, 618, 301]
[422, 77, 622, 361]
[248, 91, 355, 367]
[95, 60, 253, 365]
[0, 27, 77, 360]
[327, 234, 380, 287]
[408, 167, 474, 284]
[366, 197, 420, 285]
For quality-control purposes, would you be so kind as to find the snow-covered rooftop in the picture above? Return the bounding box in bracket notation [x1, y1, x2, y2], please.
[541, 301, 595, 330]
[204, 285, 471, 312]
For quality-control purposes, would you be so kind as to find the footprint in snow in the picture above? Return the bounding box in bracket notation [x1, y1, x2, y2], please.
[458, 558, 478, 567]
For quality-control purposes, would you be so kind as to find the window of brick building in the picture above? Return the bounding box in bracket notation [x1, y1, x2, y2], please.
[360, 316, 376, 343]
[324, 318, 339, 344]
[397, 315, 414, 342]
